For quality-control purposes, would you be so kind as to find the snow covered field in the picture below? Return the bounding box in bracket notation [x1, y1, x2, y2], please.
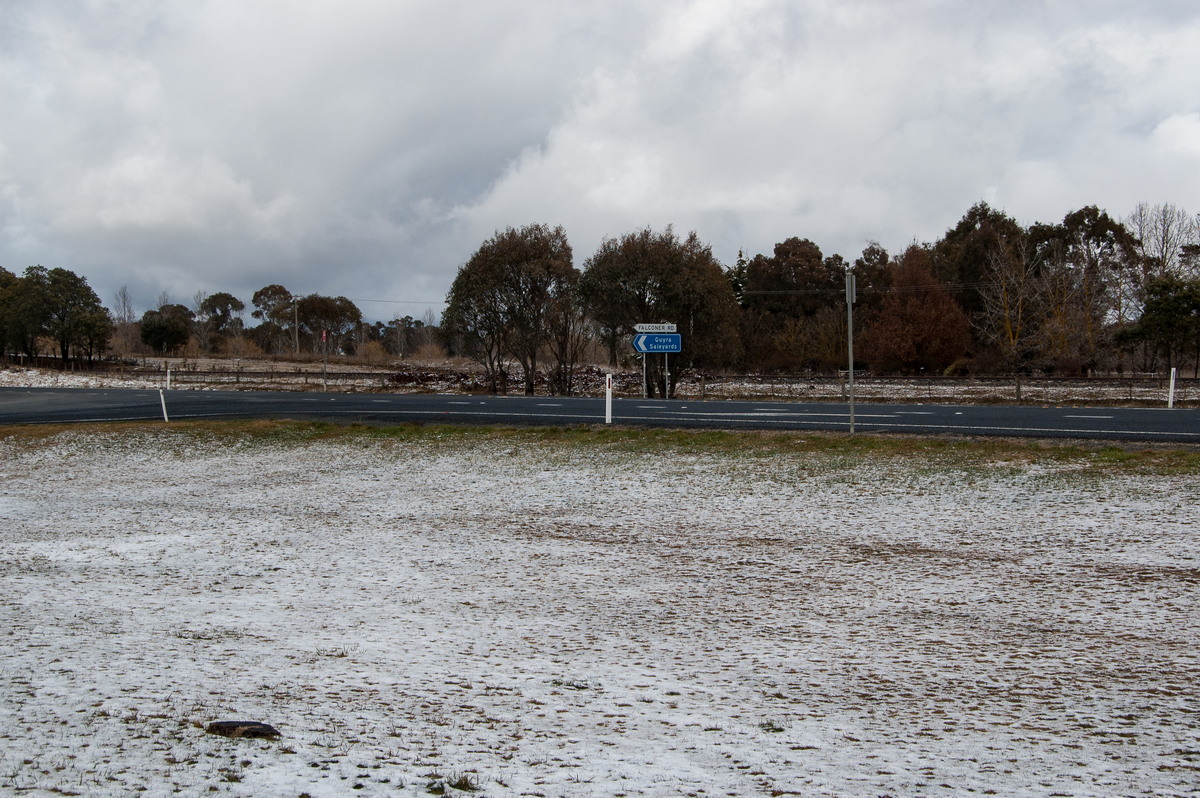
[2, 427, 1199, 797]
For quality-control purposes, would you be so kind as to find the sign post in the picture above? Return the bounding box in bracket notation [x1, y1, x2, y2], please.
[632, 331, 682, 398]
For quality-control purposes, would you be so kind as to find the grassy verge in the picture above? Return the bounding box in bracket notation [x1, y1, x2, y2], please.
[3, 419, 1199, 476]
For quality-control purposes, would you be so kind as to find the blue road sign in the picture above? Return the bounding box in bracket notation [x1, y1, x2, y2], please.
[633, 333, 681, 353]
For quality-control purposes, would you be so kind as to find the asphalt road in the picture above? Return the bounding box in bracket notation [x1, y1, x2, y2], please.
[1, 387, 1198, 443]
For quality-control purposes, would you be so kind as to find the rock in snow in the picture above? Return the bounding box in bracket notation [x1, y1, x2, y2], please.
[205, 721, 281, 739]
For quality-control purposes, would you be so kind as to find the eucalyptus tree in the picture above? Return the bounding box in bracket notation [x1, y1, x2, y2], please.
[251, 284, 297, 353]
[1029, 206, 1135, 372]
[3, 266, 51, 357]
[140, 304, 193, 355]
[296, 294, 362, 353]
[442, 224, 577, 395]
[44, 267, 111, 363]
[0, 266, 22, 355]
[932, 203, 1027, 344]
[739, 237, 845, 371]
[579, 226, 741, 397]
[1, 266, 109, 362]
[194, 291, 246, 354]
[1115, 277, 1200, 375]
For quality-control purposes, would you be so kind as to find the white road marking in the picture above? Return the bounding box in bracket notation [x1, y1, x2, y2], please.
[672, 410, 897, 419]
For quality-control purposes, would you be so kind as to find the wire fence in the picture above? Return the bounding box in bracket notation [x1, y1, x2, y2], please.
[8, 356, 1192, 407]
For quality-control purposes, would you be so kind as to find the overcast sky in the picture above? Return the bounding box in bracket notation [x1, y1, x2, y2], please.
[2, 0, 1199, 321]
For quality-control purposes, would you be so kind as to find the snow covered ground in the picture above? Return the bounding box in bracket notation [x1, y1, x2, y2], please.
[2, 427, 1198, 797]
[0, 367, 166, 390]
[2, 429, 1200, 796]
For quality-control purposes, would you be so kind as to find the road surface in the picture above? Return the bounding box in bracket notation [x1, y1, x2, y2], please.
[1, 387, 1197, 443]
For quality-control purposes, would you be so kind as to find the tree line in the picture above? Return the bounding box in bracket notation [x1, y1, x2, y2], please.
[2, 270, 437, 365]
[442, 202, 1200, 396]
[0, 266, 112, 363]
[4, 200, 1198, 389]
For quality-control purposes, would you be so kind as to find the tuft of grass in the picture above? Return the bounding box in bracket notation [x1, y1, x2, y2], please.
[447, 773, 481, 792]
[310, 644, 359, 659]
[425, 771, 480, 794]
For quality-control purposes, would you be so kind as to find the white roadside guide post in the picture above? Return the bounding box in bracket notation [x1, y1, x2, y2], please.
[605, 373, 613, 424]
[161, 364, 171, 422]
[1169, 367, 1177, 408]
[846, 270, 856, 434]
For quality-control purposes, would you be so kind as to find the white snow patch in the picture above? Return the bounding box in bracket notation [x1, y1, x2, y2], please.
[1, 431, 1198, 796]
[0, 368, 164, 390]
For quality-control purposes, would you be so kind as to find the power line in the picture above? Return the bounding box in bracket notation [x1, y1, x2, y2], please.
[744, 278, 1061, 297]
[347, 298, 446, 304]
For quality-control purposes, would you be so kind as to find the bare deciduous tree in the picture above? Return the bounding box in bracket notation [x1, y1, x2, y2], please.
[980, 237, 1043, 398]
[112, 285, 139, 357]
[1124, 202, 1199, 309]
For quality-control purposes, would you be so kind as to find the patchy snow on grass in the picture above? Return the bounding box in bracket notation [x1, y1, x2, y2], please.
[0, 367, 164, 390]
[2, 430, 1199, 797]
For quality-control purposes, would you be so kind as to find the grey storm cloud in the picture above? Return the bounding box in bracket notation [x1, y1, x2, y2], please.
[2, 0, 1199, 320]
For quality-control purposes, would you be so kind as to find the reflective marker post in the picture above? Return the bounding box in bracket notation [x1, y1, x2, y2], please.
[605, 374, 613, 424]
[846, 271, 856, 434]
